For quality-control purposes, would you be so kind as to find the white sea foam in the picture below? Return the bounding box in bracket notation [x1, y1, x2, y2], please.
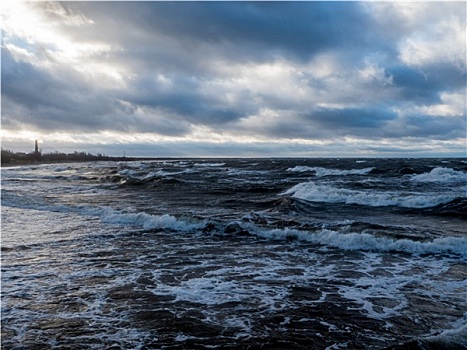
[286, 165, 314, 172]
[286, 166, 374, 177]
[226, 168, 268, 176]
[118, 168, 141, 178]
[411, 167, 467, 183]
[253, 227, 467, 256]
[140, 169, 189, 180]
[53, 166, 71, 172]
[425, 315, 467, 346]
[87, 207, 206, 232]
[149, 261, 292, 315]
[283, 181, 457, 208]
[194, 162, 225, 167]
[168, 276, 244, 305]
[118, 168, 191, 182]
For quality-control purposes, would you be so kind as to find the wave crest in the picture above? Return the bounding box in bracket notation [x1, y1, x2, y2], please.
[283, 182, 459, 208]
[286, 166, 374, 177]
[411, 167, 467, 183]
[255, 227, 467, 256]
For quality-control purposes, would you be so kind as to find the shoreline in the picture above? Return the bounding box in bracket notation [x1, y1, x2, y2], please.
[0, 157, 166, 168]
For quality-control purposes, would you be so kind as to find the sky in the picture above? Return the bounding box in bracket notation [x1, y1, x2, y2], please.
[1, 1, 466, 158]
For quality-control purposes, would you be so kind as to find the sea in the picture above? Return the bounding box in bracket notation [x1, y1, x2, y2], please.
[1, 158, 466, 350]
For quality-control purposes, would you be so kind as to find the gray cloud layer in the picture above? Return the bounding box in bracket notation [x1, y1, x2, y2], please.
[1, 2, 465, 156]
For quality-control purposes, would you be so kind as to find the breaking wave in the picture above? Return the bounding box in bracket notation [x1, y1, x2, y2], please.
[388, 316, 467, 349]
[287, 166, 374, 177]
[411, 167, 467, 183]
[5, 189, 465, 256]
[283, 182, 459, 208]
[194, 162, 225, 167]
[77, 207, 467, 256]
[71, 204, 467, 256]
[94, 207, 467, 256]
[93, 207, 206, 232]
[255, 227, 467, 256]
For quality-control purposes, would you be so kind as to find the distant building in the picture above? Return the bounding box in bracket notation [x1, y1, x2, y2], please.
[33, 139, 41, 160]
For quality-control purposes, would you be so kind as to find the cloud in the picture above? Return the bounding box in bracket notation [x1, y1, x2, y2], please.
[310, 107, 397, 130]
[1, 1, 465, 157]
[2, 47, 119, 130]
[87, 2, 373, 62]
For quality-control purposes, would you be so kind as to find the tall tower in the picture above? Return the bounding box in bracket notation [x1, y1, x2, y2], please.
[33, 139, 41, 160]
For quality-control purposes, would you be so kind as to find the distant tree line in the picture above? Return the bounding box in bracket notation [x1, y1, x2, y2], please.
[1, 149, 113, 165]
[42, 151, 111, 161]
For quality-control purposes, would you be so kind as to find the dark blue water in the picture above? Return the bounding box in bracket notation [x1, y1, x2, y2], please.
[2, 158, 466, 349]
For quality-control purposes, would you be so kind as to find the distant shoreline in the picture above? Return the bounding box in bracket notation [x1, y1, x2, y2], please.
[0, 157, 171, 168]
[0, 149, 171, 168]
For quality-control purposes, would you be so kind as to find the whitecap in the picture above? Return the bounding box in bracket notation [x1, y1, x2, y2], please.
[253, 227, 467, 256]
[425, 315, 467, 347]
[88, 207, 206, 232]
[283, 181, 457, 208]
[53, 166, 70, 172]
[411, 167, 467, 183]
[286, 166, 374, 177]
[194, 162, 225, 167]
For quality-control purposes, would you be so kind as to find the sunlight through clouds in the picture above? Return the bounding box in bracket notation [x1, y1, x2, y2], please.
[2, 1, 126, 87]
[1, 1, 465, 157]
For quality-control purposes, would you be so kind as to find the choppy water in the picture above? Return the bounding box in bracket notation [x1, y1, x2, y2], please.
[1, 158, 466, 349]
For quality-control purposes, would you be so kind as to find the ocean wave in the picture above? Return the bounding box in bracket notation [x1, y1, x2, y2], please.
[254, 227, 467, 256]
[425, 316, 467, 347]
[118, 168, 141, 178]
[53, 166, 71, 172]
[283, 182, 458, 208]
[82, 207, 206, 232]
[115, 168, 191, 185]
[77, 206, 467, 256]
[286, 166, 374, 177]
[141, 169, 190, 179]
[387, 316, 467, 349]
[226, 168, 269, 177]
[1, 191, 72, 213]
[411, 167, 467, 183]
[91, 206, 467, 255]
[416, 198, 467, 219]
[4, 187, 466, 257]
[194, 162, 225, 167]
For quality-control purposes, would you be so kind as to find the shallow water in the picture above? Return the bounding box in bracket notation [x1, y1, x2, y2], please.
[2, 158, 466, 349]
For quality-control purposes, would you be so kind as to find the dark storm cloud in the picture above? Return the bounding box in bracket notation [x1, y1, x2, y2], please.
[307, 106, 465, 140]
[1, 49, 50, 110]
[1, 48, 114, 130]
[124, 75, 248, 125]
[74, 1, 372, 62]
[385, 114, 466, 140]
[311, 107, 397, 129]
[389, 65, 466, 103]
[246, 107, 398, 141]
[1, 46, 191, 135]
